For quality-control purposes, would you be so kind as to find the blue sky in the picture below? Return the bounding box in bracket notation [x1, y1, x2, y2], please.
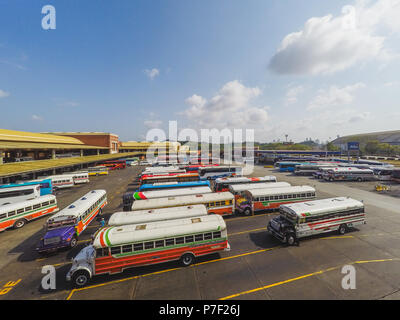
[1, 0, 400, 142]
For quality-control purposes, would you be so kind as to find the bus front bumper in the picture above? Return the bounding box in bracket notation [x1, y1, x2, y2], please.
[267, 224, 285, 243]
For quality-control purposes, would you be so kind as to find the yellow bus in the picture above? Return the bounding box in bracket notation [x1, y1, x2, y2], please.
[88, 166, 109, 176]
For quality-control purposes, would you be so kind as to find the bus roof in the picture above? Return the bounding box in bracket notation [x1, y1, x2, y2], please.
[108, 204, 208, 226]
[142, 173, 199, 180]
[139, 180, 210, 190]
[0, 178, 51, 189]
[47, 190, 106, 222]
[0, 194, 56, 214]
[327, 167, 373, 173]
[246, 186, 315, 197]
[280, 197, 364, 217]
[94, 214, 226, 248]
[131, 192, 234, 211]
[133, 186, 212, 200]
[199, 165, 242, 171]
[215, 176, 276, 184]
[229, 182, 291, 193]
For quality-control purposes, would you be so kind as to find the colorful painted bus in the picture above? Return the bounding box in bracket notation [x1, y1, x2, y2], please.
[36, 190, 107, 253]
[88, 166, 109, 176]
[138, 180, 211, 192]
[237, 186, 316, 216]
[214, 176, 277, 192]
[0, 184, 41, 206]
[131, 192, 235, 216]
[140, 173, 199, 186]
[69, 172, 90, 184]
[198, 166, 243, 180]
[47, 175, 75, 190]
[122, 186, 213, 211]
[323, 167, 375, 182]
[229, 182, 291, 211]
[109, 205, 208, 226]
[3, 179, 53, 196]
[180, 164, 220, 174]
[66, 214, 230, 287]
[98, 160, 126, 170]
[275, 162, 302, 173]
[0, 195, 59, 232]
[268, 197, 366, 245]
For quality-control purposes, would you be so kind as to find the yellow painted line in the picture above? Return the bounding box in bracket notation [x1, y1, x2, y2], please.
[65, 246, 279, 300]
[229, 227, 267, 237]
[321, 235, 354, 240]
[219, 258, 400, 300]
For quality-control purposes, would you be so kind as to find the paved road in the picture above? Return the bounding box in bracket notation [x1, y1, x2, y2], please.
[1, 165, 400, 300]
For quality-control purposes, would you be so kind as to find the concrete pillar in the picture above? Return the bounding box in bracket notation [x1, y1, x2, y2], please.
[51, 149, 56, 160]
[80, 149, 83, 157]
[97, 149, 100, 156]
[0, 150, 3, 165]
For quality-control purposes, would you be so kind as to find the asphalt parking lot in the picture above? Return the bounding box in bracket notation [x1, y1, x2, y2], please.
[1, 164, 400, 300]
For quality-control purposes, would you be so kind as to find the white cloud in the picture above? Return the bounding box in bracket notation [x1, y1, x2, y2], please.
[144, 119, 162, 129]
[269, 0, 400, 75]
[32, 114, 43, 121]
[0, 89, 10, 98]
[285, 85, 304, 105]
[144, 68, 160, 80]
[307, 82, 365, 110]
[349, 111, 371, 123]
[181, 80, 268, 130]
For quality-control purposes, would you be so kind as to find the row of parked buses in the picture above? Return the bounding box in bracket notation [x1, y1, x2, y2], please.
[0, 160, 127, 232]
[62, 162, 367, 288]
[276, 160, 400, 183]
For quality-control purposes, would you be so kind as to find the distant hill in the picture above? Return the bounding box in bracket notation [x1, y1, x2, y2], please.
[332, 130, 400, 147]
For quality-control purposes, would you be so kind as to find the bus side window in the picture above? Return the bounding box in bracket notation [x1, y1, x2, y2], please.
[110, 246, 121, 255]
[212, 231, 221, 238]
[133, 243, 144, 251]
[0, 213, 6, 219]
[195, 234, 203, 242]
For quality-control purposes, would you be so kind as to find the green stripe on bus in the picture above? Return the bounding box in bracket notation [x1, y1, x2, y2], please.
[0, 204, 56, 223]
[105, 227, 113, 247]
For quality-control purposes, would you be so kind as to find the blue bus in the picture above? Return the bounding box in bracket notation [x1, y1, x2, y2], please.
[0, 179, 53, 195]
[275, 161, 302, 172]
[122, 181, 211, 211]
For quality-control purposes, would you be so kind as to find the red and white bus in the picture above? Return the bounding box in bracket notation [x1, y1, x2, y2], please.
[131, 192, 235, 216]
[237, 186, 316, 216]
[109, 204, 208, 226]
[66, 214, 230, 287]
[0, 195, 59, 231]
[180, 164, 220, 174]
[140, 173, 199, 186]
[98, 160, 127, 170]
[214, 176, 277, 192]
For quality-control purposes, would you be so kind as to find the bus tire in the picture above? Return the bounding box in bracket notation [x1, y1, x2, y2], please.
[244, 208, 252, 216]
[329, 177, 333, 182]
[286, 233, 296, 246]
[72, 270, 90, 288]
[70, 236, 78, 248]
[357, 177, 362, 182]
[14, 219, 27, 229]
[338, 224, 347, 235]
[181, 253, 195, 267]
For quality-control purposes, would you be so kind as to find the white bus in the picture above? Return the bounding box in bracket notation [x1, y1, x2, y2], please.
[214, 176, 277, 192]
[123, 186, 213, 211]
[198, 166, 243, 180]
[0, 195, 59, 231]
[0, 185, 41, 206]
[69, 172, 90, 184]
[109, 205, 208, 226]
[370, 167, 394, 181]
[268, 197, 366, 245]
[36, 190, 108, 253]
[67, 215, 230, 287]
[131, 192, 235, 216]
[323, 167, 375, 182]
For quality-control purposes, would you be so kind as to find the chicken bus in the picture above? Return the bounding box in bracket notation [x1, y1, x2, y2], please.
[36, 190, 107, 253]
[66, 214, 230, 287]
[323, 167, 375, 182]
[214, 176, 277, 192]
[109, 205, 208, 226]
[122, 186, 212, 211]
[131, 192, 235, 216]
[236, 186, 316, 216]
[140, 173, 199, 186]
[0, 184, 41, 206]
[0, 195, 59, 231]
[268, 197, 366, 245]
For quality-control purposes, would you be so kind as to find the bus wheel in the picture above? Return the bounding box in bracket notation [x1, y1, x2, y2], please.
[338, 224, 347, 235]
[70, 236, 78, 248]
[181, 253, 195, 267]
[329, 177, 333, 182]
[14, 219, 27, 229]
[72, 270, 90, 288]
[357, 178, 362, 182]
[286, 233, 296, 246]
[244, 208, 252, 216]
